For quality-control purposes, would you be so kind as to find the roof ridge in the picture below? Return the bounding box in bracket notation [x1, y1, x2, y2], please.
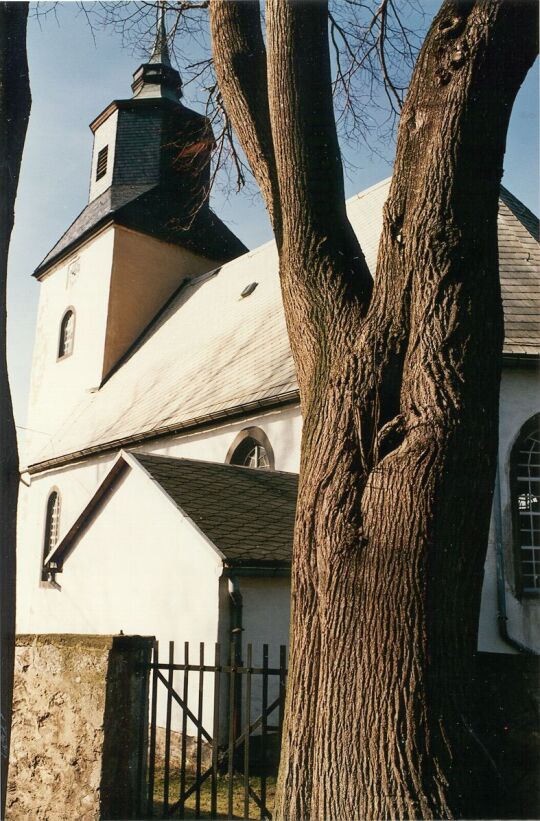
[499, 185, 539, 242]
[133, 451, 299, 478]
[346, 176, 392, 205]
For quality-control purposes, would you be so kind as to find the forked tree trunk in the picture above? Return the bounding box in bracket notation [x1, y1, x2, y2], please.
[211, 0, 537, 818]
[0, 3, 31, 813]
[276, 4, 537, 819]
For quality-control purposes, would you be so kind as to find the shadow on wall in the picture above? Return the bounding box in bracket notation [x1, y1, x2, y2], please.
[100, 635, 154, 820]
[473, 651, 540, 820]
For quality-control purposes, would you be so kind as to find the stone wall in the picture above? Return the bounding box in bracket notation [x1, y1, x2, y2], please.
[7, 634, 153, 820]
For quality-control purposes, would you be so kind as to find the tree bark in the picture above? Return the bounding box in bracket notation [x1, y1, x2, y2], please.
[0, 3, 31, 813]
[211, 0, 537, 817]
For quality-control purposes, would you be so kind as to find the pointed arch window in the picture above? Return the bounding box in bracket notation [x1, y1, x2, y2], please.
[226, 427, 275, 470]
[42, 490, 61, 581]
[58, 309, 75, 359]
[511, 414, 540, 595]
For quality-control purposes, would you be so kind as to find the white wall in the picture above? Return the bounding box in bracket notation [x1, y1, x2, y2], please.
[240, 576, 291, 733]
[20, 361, 540, 666]
[138, 404, 302, 474]
[17, 407, 301, 639]
[88, 109, 118, 203]
[25, 228, 115, 464]
[20, 461, 223, 731]
[478, 366, 540, 653]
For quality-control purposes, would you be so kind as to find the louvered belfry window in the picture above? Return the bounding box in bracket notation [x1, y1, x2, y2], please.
[513, 415, 540, 595]
[42, 491, 61, 581]
[96, 145, 108, 181]
[58, 309, 75, 358]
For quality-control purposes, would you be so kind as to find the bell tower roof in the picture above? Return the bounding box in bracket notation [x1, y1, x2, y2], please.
[32, 1, 248, 279]
[131, 3, 182, 102]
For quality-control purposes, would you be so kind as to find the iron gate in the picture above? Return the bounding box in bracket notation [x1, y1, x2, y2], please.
[139, 641, 288, 819]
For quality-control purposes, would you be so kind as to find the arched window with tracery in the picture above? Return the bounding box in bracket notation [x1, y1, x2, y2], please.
[42, 490, 61, 581]
[226, 427, 275, 470]
[511, 414, 540, 595]
[58, 309, 75, 359]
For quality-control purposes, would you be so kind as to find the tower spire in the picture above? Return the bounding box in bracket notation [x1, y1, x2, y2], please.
[131, 1, 182, 101]
[149, 2, 171, 67]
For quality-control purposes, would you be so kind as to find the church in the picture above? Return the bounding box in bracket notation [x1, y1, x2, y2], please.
[16, 21, 540, 683]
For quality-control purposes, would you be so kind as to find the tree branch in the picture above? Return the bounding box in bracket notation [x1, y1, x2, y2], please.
[265, 0, 372, 381]
[209, 0, 282, 245]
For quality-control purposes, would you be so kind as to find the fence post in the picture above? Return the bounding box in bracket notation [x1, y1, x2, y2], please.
[100, 635, 154, 819]
[7, 634, 153, 821]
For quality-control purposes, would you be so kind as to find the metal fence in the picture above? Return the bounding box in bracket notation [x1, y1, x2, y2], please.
[140, 641, 288, 819]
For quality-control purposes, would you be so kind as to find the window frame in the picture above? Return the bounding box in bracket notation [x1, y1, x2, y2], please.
[510, 413, 540, 598]
[41, 489, 61, 584]
[225, 427, 275, 470]
[57, 307, 76, 360]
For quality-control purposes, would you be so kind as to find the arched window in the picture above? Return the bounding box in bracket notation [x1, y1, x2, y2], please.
[42, 490, 61, 581]
[58, 309, 75, 359]
[511, 414, 540, 595]
[226, 427, 275, 470]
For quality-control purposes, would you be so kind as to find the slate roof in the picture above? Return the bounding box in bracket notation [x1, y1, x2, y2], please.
[26, 179, 539, 470]
[34, 184, 248, 276]
[134, 453, 297, 565]
[498, 186, 539, 356]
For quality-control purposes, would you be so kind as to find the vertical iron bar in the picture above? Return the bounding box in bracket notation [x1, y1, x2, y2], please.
[179, 642, 189, 819]
[278, 645, 286, 744]
[195, 642, 204, 819]
[227, 640, 236, 820]
[147, 640, 159, 819]
[162, 641, 174, 818]
[136, 645, 150, 821]
[211, 643, 221, 819]
[260, 644, 269, 820]
[243, 643, 252, 820]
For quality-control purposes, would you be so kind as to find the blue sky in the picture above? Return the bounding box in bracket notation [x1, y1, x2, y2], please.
[7, 2, 539, 431]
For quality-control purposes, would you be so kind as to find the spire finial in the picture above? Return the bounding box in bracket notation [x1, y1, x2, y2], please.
[149, 1, 171, 66]
[131, 0, 182, 101]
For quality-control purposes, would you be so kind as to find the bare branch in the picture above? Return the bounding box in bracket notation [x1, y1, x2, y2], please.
[210, 0, 282, 242]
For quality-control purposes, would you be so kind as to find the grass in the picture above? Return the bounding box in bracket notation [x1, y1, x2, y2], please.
[152, 769, 277, 819]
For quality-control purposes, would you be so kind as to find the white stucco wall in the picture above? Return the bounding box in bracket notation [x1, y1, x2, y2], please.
[19, 360, 540, 670]
[17, 407, 301, 634]
[239, 576, 291, 730]
[20, 460, 224, 730]
[478, 365, 540, 653]
[136, 404, 302, 474]
[25, 228, 116, 464]
[88, 109, 118, 203]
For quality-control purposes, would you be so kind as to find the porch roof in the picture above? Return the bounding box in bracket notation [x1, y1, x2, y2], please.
[134, 453, 297, 565]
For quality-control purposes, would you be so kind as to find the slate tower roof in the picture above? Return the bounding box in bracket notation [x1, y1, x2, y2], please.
[34, 10, 247, 277]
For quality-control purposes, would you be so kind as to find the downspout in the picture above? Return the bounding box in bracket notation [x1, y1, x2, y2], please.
[228, 574, 244, 663]
[228, 574, 243, 740]
[493, 463, 538, 656]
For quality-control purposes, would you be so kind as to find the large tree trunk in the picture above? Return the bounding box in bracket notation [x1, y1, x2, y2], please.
[0, 3, 31, 813]
[211, 0, 537, 817]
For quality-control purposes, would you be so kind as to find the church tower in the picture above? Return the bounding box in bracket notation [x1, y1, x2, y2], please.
[25, 9, 246, 463]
